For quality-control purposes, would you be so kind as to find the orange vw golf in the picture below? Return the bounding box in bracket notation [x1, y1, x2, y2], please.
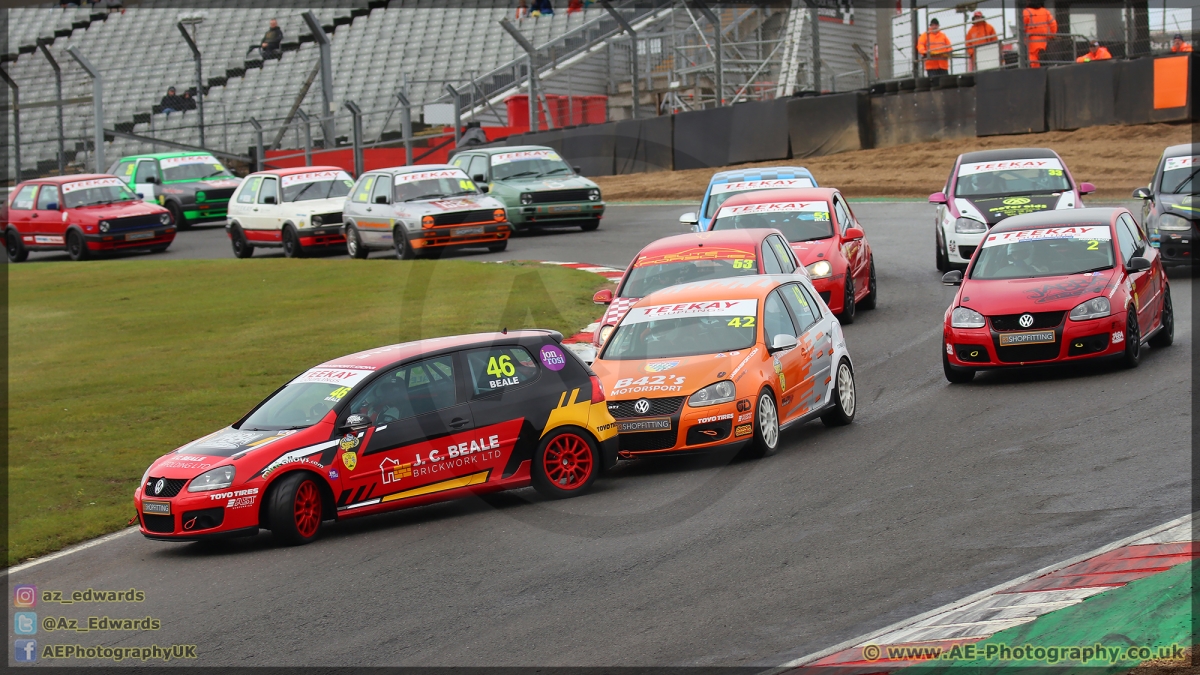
[592, 276, 857, 459]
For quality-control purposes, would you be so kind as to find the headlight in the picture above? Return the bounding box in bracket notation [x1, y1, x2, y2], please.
[1158, 213, 1191, 231]
[520, 193, 533, 205]
[186, 466, 236, 492]
[950, 306, 986, 328]
[806, 260, 832, 278]
[588, 188, 600, 201]
[99, 220, 110, 233]
[195, 191, 206, 203]
[140, 465, 152, 493]
[598, 324, 615, 344]
[688, 380, 736, 407]
[1069, 296, 1110, 321]
[159, 213, 171, 226]
[955, 217, 987, 234]
[421, 215, 434, 228]
[311, 215, 323, 226]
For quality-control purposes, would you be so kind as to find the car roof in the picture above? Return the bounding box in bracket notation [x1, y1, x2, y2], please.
[250, 165, 347, 177]
[376, 163, 459, 175]
[635, 229, 771, 256]
[1164, 143, 1200, 158]
[117, 151, 217, 161]
[635, 274, 795, 307]
[719, 187, 837, 208]
[709, 165, 815, 184]
[990, 207, 1119, 232]
[476, 145, 553, 155]
[958, 148, 1060, 164]
[315, 330, 559, 370]
[30, 173, 117, 185]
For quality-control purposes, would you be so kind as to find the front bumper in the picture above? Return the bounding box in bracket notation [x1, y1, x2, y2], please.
[943, 313, 1127, 368]
[134, 486, 261, 540]
[945, 227, 985, 264]
[809, 276, 844, 313]
[85, 228, 175, 251]
[508, 202, 605, 226]
[1154, 230, 1193, 266]
[183, 201, 229, 223]
[613, 399, 750, 458]
[411, 222, 511, 249]
[298, 226, 346, 248]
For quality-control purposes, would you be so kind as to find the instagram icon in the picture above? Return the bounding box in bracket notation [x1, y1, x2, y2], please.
[13, 585, 36, 608]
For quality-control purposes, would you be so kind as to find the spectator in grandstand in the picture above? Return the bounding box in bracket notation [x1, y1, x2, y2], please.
[567, 0, 583, 13]
[965, 11, 998, 71]
[515, 0, 529, 20]
[1022, 0, 1057, 68]
[180, 90, 197, 111]
[531, 0, 554, 17]
[248, 19, 284, 59]
[105, 0, 124, 13]
[1172, 34, 1193, 53]
[917, 18, 953, 77]
[159, 87, 183, 115]
[1076, 40, 1112, 62]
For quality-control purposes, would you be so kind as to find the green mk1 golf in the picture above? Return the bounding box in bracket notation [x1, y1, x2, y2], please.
[108, 152, 242, 229]
[451, 146, 605, 232]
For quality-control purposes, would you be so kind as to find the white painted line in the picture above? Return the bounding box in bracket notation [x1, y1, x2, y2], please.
[766, 512, 1195, 671]
[7, 527, 139, 576]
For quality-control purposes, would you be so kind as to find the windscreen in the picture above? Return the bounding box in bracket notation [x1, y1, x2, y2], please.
[703, 178, 815, 218]
[955, 159, 1072, 198]
[971, 225, 1114, 280]
[160, 155, 233, 182]
[240, 366, 374, 431]
[62, 178, 139, 208]
[620, 247, 758, 298]
[393, 169, 479, 202]
[281, 170, 354, 202]
[711, 201, 833, 242]
[602, 299, 758, 360]
[1160, 155, 1200, 194]
[490, 150, 573, 180]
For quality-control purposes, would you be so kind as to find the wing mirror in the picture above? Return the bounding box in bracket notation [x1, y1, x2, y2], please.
[144, 176, 158, 185]
[263, 195, 277, 205]
[473, 173, 486, 183]
[843, 226, 865, 241]
[928, 191, 948, 204]
[573, 165, 582, 174]
[342, 413, 372, 432]
[1079, 182, 1096, 195]
[477, 184, 490, 193]
[45, 202, 59, 211]
[769, 334, 798, 353]
[374, 195, 389, 204]
[942, 270, 963, 286]
[136, 193, 144, 199]
[1127, 256, 1151, 272]
[1132, 186, 1152, 200]
[679, 212, 698, 226]
[592, 289, 613, 305]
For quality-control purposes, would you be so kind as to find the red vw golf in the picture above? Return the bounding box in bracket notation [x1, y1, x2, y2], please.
[941, 208, 1173, 383]
[5, 174, 175, 262]
[710, 188, 877, 323]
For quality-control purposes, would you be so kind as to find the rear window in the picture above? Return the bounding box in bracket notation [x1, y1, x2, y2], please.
[620, 247, 758, 298]
[711, 201, 834, 243]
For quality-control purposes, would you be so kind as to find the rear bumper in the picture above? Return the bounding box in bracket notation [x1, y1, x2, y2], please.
[411, 222, 511, 249]
[943, 314, 1128, 368]
[599, 434, 620, 471]
[508, 202, 604, 225]
[85, 229, 175, 251]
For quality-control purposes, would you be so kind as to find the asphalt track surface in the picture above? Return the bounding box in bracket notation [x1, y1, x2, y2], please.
[9, 202, 1192, 668]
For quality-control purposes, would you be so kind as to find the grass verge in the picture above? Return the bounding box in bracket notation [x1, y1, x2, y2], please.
[8, 258, 611, 565]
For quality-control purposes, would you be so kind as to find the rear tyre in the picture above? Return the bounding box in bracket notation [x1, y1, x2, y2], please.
[741, 388, 780, 459]
[487, 239, 508, 253]
[820, 359, 857, 427]
[282, 225, 304, 258]
[860, 256, 877, 310]
[66, 230, 89, 261]
[167, 202, 188, 230]
[531, 427, 599, 499]
[1120, 309, 1141, 368]
[149, 245, 170, 254]
[943, 350, 976, 383]
[839, 276, 856, 324]
[1149, 287, 1174, 348]
[269, 472, 324, 546]
[394, 226, 416, 260]
[346, 224, 369, 259]
[580, 218, 600, 232]
[6, 230, 28, 262]
[936, 231, 949, 272]
[230, 225, 254, 258]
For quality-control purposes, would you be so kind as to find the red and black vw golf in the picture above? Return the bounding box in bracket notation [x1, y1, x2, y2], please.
[941, 208, 1173, 383]
[135, 331, 618, 545]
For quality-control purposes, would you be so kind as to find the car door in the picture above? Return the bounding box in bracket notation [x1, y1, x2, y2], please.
[8, 184, 38, 242]
[780, 282, 832, 417]
[33, 184, 66, 245]
[133, 159, 160, 203]
[466, 155, 489, 184]
[762, 289, 807, 419]
[255, 176, 282, 235]
[1119, 214, 1158, 334]
[1115, 214, 1153, 336]
[335, 355, 475, 509]
[364, 173, 396, 247]
[833, 195, 866, 295]
[230, 175, 262, 228]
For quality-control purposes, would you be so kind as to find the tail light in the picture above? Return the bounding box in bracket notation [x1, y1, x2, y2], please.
[589, 375, 606, 403]
[493, 208, 506, 222]
[421, 215, 434, 228]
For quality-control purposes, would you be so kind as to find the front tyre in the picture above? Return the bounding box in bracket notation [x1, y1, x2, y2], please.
[1149, 287, 1174, 348]
[1120, 309, 1141, 368]
[936, 230, 949, 272]
[6, 230, 28, 262]
[394, 226, 416, 260]
[230, 225, 254, 258]
[282, 225, 304, 258]
[860, 256, 877, 310]
[943, 350, 975, 383]
[742, 388, 780, 459]
[487, 239, 508, 253]
[839, 275, 856, 324]
[167, 202, 188, 230]
[531, 427, 599, 499]
[346, 224, 369, 259]
[580, 218, 600, 232]
[66, 230, 89, 261]
[269, 472, 324, 546]
[821, 358, 857, 427]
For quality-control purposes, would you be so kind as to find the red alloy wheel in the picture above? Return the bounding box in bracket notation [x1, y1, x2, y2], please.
[542, 433, 594, 490]
[293, 480, 321, 538]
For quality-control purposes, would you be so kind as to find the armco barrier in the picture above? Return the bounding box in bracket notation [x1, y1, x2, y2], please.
[614, 115, 673, 174]
[673, 106, 734, 170]
[1114, 58, 1154, 125]
[727, 98, 791, 164]
[1048, 61, 1117, 130]
[870, 88, 975, 148]
[975, 68, 1047, 136]
[786, 92, 870, 158]
[560, 122, 616, 177]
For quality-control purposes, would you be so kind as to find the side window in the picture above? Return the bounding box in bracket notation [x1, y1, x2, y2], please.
[450, 154, 469, 169]
[833, 198, 852, 233]
[370, 175, 392, 204]
[10, 185, 37, 210]
[763, 290, 798, 343]
[760, 241, 784, 274]
[467, 156, 488, 181]
[346, 355, 458, 425]
[258, 177, 279, 204]
[134, 160, 159, 183]
[35, 186, 59, 210]
[237, 176, 262, 204]
[781, 283, 820, 332]
[351, 174, 376, 203]
[1115, 218, 1137, 264]
[1121, 214, 1146, 252]
[112, 160, 136, 181]
[768, 236, 796, 273]
[465, 345, 540, 397]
